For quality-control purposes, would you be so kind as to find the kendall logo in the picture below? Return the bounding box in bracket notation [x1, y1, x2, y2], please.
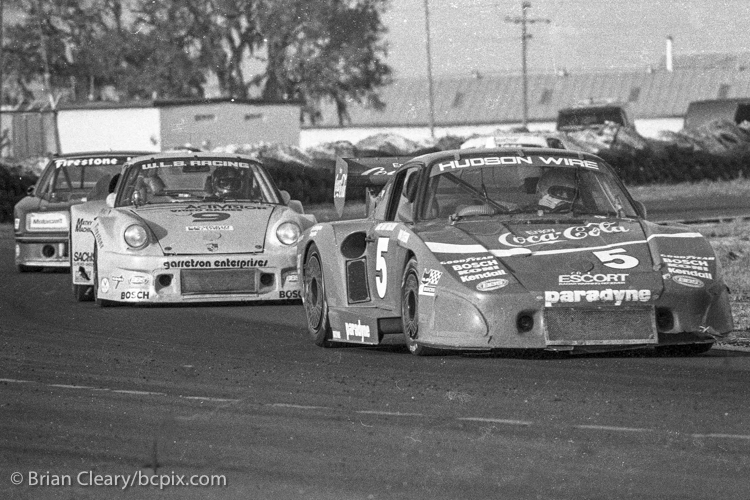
[345, 320, 370, 340]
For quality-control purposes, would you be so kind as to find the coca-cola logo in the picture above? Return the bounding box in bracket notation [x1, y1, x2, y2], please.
[499, 222, 629, 248]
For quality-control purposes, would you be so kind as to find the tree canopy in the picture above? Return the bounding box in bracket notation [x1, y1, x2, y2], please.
[1, 0, 393, 124]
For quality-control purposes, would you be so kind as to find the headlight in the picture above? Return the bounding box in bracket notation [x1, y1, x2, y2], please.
[124, 224, 149, 249]
[26, 211, 69, 231]
[276, 222, 301, 246]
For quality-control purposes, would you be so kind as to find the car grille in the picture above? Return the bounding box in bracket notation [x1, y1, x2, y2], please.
[181, 269, 257, 295]
[544, 307, 657, 345]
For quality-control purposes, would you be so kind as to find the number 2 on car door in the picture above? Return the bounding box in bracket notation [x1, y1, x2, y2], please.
[376, 237, 388, 298]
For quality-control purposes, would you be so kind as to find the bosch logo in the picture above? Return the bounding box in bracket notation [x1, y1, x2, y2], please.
[120, 291, 150, 300]
[279, 290, 301, 299]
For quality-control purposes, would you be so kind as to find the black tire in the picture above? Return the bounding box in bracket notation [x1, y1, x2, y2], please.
[17, 264, 43, 273]
[303, 244, 334, 347]
[72, 283, 93, 302]
[401, 258, 440, 356]
[655, 342, 713, 356]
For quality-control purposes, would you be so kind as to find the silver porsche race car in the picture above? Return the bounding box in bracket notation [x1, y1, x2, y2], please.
[70, 151, 315, 305]
[298, 148, 733, 355]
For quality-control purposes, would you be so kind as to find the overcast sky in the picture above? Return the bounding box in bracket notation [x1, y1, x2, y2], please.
[381, 0, 750, 78]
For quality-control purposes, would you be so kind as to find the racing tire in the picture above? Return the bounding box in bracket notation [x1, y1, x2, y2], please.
[655, 342, 713, 356]
[303, 244, 334, 347]
[401, 257, 440, 356]
[17, 264, 43, 273]
[72, 283, 93, 302]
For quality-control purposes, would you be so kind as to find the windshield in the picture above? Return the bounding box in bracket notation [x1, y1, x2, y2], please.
[421, 163, 639, 221]
[117, 158, 281, 207]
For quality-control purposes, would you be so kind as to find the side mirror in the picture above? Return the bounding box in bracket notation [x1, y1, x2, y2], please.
[280, 190, 291, 205]
[27, 185, 35, 196]
[106, 193, 116, 208]
[634, 200, 647, 219]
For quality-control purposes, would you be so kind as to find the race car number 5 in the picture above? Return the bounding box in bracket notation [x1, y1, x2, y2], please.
[593, 248, 639, 269]
[376, 237, 388, 298]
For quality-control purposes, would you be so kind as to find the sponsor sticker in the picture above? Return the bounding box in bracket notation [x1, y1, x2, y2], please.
[110, 275, 124, 289]
[660, 254, 714, 279]
[476, 278, 509, 292]
[544, 289, 651, 307]
[169, 204, 268, 213]
[671, 275, 704, 288]
[332, 330, 342, 339]
[163, 258, 268, 270]
[279, 290, 301, 299]
[345, 320, 371, 341]
[129, 275, 150, 286]
[558, 273, 628, 285]
[309, 224, 322, 237]
[120, 290, 150, 300]
[397, 229, 410, 244]
[434, 155, 600, 174]
[499, 221, 628, 248]
[100, 278, 110, 293]
[75, 218, 92, 232]
[186, 225, 233, 231]
[73, 251, 94, 263]
[54, 157, 122, 168]
[418, 269, 442, 296]
[375, 222, 398, 232]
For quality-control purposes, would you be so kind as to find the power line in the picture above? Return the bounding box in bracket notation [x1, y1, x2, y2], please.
[505, 1, 550, 129]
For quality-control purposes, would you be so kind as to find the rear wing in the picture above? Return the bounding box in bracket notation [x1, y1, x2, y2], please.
[334, 156, 412, 217]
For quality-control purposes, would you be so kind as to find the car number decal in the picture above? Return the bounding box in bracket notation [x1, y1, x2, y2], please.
[376, 237, 389, 298]
[192, 212, 230, 222]
[593, 248, 639, 269]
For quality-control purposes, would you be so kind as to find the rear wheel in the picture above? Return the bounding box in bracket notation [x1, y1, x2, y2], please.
[303, 244, 334, 347]
[655, 342, 713, 356]
[72, 283, 93, 302]
[17, 264, 42, 273]
[401, 258, 440, 356]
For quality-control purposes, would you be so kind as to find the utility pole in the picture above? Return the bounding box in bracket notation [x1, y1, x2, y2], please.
[423, 0, 436, 139]
[505, 1, 550, 129]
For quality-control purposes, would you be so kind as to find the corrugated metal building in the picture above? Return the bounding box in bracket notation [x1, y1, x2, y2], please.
[302, 68, 750, 147]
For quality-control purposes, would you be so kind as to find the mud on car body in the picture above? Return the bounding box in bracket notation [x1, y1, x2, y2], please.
[70, 151, 315, 305]
[13, 151, 149, 272]
[298, 148, 733, 356]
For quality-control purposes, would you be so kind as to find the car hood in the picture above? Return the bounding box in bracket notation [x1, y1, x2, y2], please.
[129, 202, 276, 254]
[421, 218, 663, 292]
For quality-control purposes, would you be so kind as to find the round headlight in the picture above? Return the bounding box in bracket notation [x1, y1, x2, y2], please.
[276, 222, 301, 246]
[124, 224, 149, 249]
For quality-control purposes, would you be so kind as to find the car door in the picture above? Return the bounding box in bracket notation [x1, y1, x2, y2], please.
[364, 166, 421, 312]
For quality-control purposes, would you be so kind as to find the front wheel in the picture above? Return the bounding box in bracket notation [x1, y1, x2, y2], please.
[72, 283, 93, 302]
[401, 258, 440, 356]
[303, 244, 334, 347]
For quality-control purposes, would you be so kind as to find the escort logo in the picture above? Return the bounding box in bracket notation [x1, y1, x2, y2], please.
[558, 273, 628, 285]
[476, 278, 509, 292]
[279, 290, 301, 299]
[544, 289, 651, 307]
[345, 320, 371, 340]
[500, 222, 629, 248]
[671, 275, 704, 288]
[121, 290, 150, 300]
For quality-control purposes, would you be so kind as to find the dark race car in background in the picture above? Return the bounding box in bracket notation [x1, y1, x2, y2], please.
[13, 151, 149, 272]
[70, 151, 315, 304]
[298, 148, 733, 356]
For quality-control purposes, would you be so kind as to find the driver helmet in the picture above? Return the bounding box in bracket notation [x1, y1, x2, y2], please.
[536, 168, 577, 209]
[212, 166, 244, 196]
